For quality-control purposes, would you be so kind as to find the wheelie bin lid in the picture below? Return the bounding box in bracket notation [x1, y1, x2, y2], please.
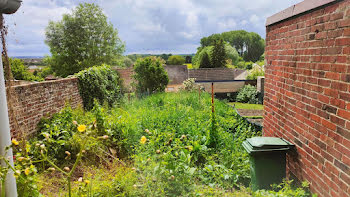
[242, 137, 294, 154]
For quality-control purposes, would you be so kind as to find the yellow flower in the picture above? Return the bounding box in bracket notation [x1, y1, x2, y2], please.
[140, 136, 147, 144]
[77, 125, 86, 133]
[24, 168, 30, 176]
[84, 180, 90, 185]
[12, 139, 19, 146]
[17, 157, 25, 162]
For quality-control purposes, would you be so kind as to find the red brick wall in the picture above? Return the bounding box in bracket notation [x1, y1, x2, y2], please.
[114, 68, 135, 92]
[7, 78, 83, 137]
[264, 1, 350, 197]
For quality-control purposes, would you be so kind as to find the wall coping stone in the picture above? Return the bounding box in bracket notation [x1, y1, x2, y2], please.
[266, 0, 339, 26]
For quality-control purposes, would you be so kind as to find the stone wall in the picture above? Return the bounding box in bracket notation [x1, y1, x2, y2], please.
[189, 68, 245, 81]
[7, 78, 83, 137]
[264, 0, 350, 196]
[164, 65, 188, 85]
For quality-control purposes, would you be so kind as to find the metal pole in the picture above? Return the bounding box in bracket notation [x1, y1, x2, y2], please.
[198, 86, 201, 104]
[211, 82, 214, 113]
[0, 54, 18, 197]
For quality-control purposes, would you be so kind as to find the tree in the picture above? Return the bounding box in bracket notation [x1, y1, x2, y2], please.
[133, 57, 169, 94]
[199, 30, 265, 62]
[210, 39, 226, 68]
[199, 52, 211, 68]
[193, 43, 239, 68]
[3, 57, 43, 81]
[45, 3, 125, 77]
[167, 55, 186, 65]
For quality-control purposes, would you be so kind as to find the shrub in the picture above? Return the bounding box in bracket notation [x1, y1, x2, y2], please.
[235, 61, 254, 70]
[254, 180, 316, 197]
[133, 56, 169, 94]
[76, 64, 123, 110]
[123, 56, 134, 67]
[236, 85, 258, 104]
[167, 55, 186, 65]
[246, 64, 264, 80]
[182, 78, 198, 91]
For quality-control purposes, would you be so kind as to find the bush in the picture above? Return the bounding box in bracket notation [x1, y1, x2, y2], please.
[167, 55, 186, 65]
[254, 180, 316, 197]
[76, 64, 123, 110]
[235, 61, 254, 70]
[133, 56, 169, 94]
[123, 56, 134, 67]
[182, 78, 198, 91]
[236, 85, 258, 104]
[246, 64, 264, 80]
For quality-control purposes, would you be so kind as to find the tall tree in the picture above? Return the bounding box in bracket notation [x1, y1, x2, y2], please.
[199, 52, 211, 68]
[199, 30, 265, 62]
[45, 3, 125, 77]
[210, 39, 226, 68]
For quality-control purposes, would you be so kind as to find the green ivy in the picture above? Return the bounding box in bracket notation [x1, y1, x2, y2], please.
[76, 65, 123, 110]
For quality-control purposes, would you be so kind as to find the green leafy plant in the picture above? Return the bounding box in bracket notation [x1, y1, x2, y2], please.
[3, 57, 43, 81]
[76, 64, 123, 110]
[254, 180, 317, 197]
[0, 140, 40, 197]
[236, 85, 259, 104]
[181, 78, 199, 92]
[133, 56, 169, 94]
[247, 64, 264, 80]
[167, 55, 186, 65]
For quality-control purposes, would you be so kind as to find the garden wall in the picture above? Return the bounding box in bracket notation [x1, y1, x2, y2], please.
[6, 78, 83, 137]
[189, 68, 246, 81]
[264, 0, 350, 197]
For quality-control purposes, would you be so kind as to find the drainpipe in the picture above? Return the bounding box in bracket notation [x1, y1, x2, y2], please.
[0, 1, 22, 196]
[0, 57, 17, 197]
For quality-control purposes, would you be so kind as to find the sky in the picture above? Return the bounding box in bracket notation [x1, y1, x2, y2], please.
[3, 0, 303, 57]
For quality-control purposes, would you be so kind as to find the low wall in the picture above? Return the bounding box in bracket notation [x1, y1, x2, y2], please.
[6, 78, 83, 137]
[164, 65, 188, 85]
[197, 80, 257, 93]
[114, 68, 135, 91]
[189, 68, 246, 81]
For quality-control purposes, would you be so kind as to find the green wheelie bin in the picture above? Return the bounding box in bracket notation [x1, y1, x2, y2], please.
[242, 137, 294, 191]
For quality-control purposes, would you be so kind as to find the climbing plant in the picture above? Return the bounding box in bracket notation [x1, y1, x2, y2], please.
[76, 65, 123, 110]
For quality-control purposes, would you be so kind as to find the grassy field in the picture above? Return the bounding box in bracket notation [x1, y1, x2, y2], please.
[230, 102, 264, 110]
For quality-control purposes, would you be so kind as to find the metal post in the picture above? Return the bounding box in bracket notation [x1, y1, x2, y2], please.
[211, 82, 214, 113]
[198, 86, 201, 104]
[0, 57, 18, 197]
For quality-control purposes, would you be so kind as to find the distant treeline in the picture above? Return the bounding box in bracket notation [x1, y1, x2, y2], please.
[127, 54, 195, 63]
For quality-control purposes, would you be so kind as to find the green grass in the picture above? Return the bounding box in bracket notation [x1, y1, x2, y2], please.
[230, 102, 264, 110]
[244, 116, 263, 119]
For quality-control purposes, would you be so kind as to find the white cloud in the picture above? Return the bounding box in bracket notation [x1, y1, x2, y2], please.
[3, 0, 304, 56]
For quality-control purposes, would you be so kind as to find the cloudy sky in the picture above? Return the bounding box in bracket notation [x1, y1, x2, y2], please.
[3, 0, 303, 57]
